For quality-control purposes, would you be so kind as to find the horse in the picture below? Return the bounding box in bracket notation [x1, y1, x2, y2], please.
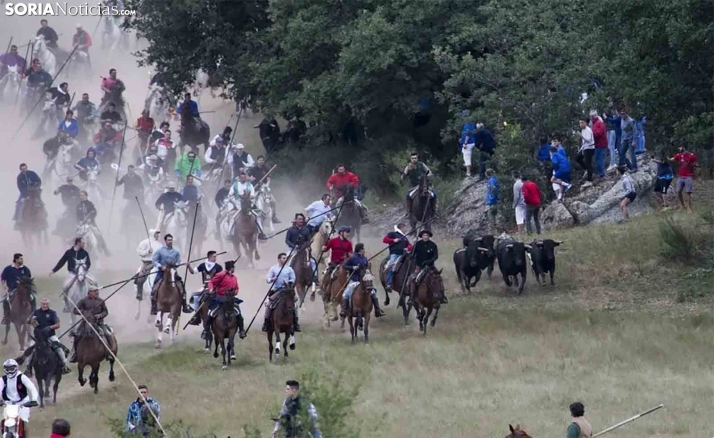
[211, 292, 239, 369]
[345, 269, 375, 344]
[32, 36, 56, 76]
[102, 16, 122, 51]
[254, 183, 276, 233]
[290, 243, 314, 308]
[1, 277, 33, 351]
[409, 175, 436, 231]
[145, 87, 172, 123]
[83, 168, 104, 208]
[18, 187, 49, 249]
[64, 258, 92, 324]
[26, 327, 63, 407]
[154, 265, 182, 347]
[321, 265, 347, 326]
[267, 289, 296, 362]
[75, 320, 117, 394]
[74, 222, 104, 266]
[378, 254, 416, 308]
[0, 65, 22, 103]
[134, 265, 155, 324]
[33, 92, 59, 139]
[311, 217, 334, 274]
[46, 141, 76, 190]
[231, 195, 260, 268]
[163, 202, 189, 253]
[405, 268, 443, 335]
[179, 111, 210, 154]
[334, 186, 362, 242]
[144, 171, 165, 203]
[66, 49, 91, 79]
[505, 424, 533, 438]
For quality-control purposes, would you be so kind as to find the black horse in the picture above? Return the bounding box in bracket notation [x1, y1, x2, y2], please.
[409, 175, 436, 231]
[179, 110, 210, 154]
[23, 328, 63, 408]
[335, 185, 362, 243]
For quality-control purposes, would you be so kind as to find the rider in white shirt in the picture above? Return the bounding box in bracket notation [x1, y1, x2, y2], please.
[0, 359, 38, 426]
[134, 229, 162, 301]
[219, 171, 267, 240]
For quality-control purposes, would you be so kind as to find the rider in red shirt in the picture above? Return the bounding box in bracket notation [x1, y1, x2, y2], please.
[206, 261, 245, 338]
[322, 226, 353, 265]
[325, 164, 369, 223]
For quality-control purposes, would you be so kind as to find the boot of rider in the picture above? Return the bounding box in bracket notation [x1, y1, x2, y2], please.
[371, 294, 386, 318]
[339, 297, 349, 318]
[271, 207, 281, 224]
[261, 308, 272, 332]
[237, 314, 246, 339]
[69, 335, 79, 363]
[55, 346, 72, 374]
[1, 300, 9, 325]
[181, 289, 193, 314]
[406, 197, 413, 216]
[256, 218, 269, 241]
[293, 309, 301, 332]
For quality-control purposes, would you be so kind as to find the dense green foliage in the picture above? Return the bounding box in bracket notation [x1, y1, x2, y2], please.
[128, 0, 714, 196]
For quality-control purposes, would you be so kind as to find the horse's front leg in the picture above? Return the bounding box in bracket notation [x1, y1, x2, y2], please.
[220, 338, 227, 370]
[18, 322, 26, 351]
[283, 335, 289, 358]
[90, 364, 99, 394]
[2, 321, 9, 345]
[274, 332, 281, 358]
[52, 374, 60, 404]
[155, 313, 164, 348]
[38, 375, 46, 408]
[108, 355, 116, 382]
[430, 306, 440, 328]
[77, 363, 86, 386]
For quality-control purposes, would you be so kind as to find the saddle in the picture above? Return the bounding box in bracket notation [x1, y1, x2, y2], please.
[407, 186, 436, 200]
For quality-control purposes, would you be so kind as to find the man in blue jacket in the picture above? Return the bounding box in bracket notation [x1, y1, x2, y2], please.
[474, 123, 496, 181]
[549, 144, 572, 202]
[57, 110, 79, 138]
[14, 163, 42, 228]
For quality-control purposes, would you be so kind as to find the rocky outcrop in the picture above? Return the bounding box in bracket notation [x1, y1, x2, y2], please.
[445, 179, 490, 235]
[542, 202, 575, 231]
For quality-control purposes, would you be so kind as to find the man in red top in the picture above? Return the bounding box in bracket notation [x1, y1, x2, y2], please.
[521, 174, 542, 235]
[326, 164, 369, 223]
[321, 226, 353, 285]
[135, 109, 155, 155]
[590, 111, 608, 178]
[670, 146, 698, 211]
[72, 24, 92, 68]
[206, 260, 245, 338]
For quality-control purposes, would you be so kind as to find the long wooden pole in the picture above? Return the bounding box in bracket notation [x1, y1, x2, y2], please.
[592, 404, 663, 437]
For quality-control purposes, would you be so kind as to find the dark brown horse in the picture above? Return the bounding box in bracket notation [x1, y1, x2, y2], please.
[18, 187, 48, 249]
[75, 322, 118, 394]
[197, 294, 213, 353]
[334, 186, 362, 243]
[211, 293, 239, 369]
[405, 268, 444, 335]
[321, 265, 348, 326]
[505, 424, 533, 438]
[409, 175, 435, 231]
[378, 255, 416, 308]
[232, 194, 260, 268]
[290, 243, 313, 308]
[344, 269, 375, 344]
[154, 266, 182, 347]
[267, 289, 296, 362]
[2, 276, 33, 350]
[21, 327, 63, 407]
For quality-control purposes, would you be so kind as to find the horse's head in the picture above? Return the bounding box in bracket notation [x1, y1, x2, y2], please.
[419, 174, 430, 194]
[86, 169, 99, 185]
[320, 218, 334, 237]
[75, 258, 87, 281]
[42, 92, 55, 111]
[173, 201, 189, 224]
[17, 276, 35, 293]
[425, 268, 444, 299]
[506, 424, 533, 438]
[239, 194, 252, 214]
[6, 65, 20, 83]
[32, 36, 45, 56]
[361, 268, 375, 291]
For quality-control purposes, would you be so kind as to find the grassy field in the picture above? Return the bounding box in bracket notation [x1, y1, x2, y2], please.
[4, 202, 714, 437]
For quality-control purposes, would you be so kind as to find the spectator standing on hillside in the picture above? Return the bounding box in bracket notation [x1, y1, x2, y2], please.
[619, 109, 639, 172]
[636, 116, 647, 154]
[604, 111, 621, 171]
[475, 123, 496, 181]
[590, 111, 608, 178]
[550, 144, 572, 202]
[486, 169, 499, 231]
[576, 118, 595, 188]
[670, 146, 698, 212]
[566, 402, 593, 438]
[512, 172, 526, 234]
[618, 166, 636, 221]
[522, 174, 542, 235]
[653, 152, 674, 210]
[50, 418, 71, 437]
[460, 119, 476, 178]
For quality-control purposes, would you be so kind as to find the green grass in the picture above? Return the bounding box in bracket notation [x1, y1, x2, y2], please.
[6, 200, 714, 437]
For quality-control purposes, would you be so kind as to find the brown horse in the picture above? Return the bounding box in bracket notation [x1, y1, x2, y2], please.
[75, 322, 118, 394]
[409, 175, 436, 231]
[198, 294, 213, 353]
[405, 267, 444, 335]
[321, 265, 348, 326]
[18, 187, 48, 249]
[232, 194, 260, 268]
[344, 269, 375, 344]
[378, 255, 416, 308]
[290, 243, 313, 308]
[267, 289, 296, 362]
[505, 424, 533, 438]
[2, 276, 33, 351]
[154, 266, 182, 347]
[211, 293, 239, 369]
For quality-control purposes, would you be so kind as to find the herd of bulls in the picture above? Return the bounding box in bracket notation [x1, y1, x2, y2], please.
[453, 231, 562, 295]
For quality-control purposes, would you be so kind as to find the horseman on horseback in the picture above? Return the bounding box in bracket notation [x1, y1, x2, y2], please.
[220, 171, 268, 241]
[176, 93, 200, 118]
[326, 164, 369, 223]
[0, 45, 26, 96]
[69, 284, 113, 363]
[321, 226, 353, 290]
[57, 110, 79, 139]
[408, 230, 447, 304]
[24, 298, 71, 376]
[72, 24, 93, 67]
[76, 191, 111, 256]
[150, 234, 192, 315]
[135, 230, 162, 301]
[24, 60, 52, 111]
[305, 194, 333, 235]
[205, 260, 245, 339]
[187, 250, 223, 334]
[249, 155, 281, 224]
[47, 83, 71, 120]
[382, 222, 413, 292]
[13, 164, 42, 231]
[71, 93, 98, 143]
[100, 68, 126, 113]
[402, 152, 435, 215]
[175, 151, 202, 189]
[36, 19, 59, 51]
[286, 213, 315, 275]
[230, 143, 254, 177]
[339, 244, 385, 319]
[263, 253, 301, 333]
[154, 185, 183, 229]
[1, 254, 36, 325]
[51, 237, 94, 313]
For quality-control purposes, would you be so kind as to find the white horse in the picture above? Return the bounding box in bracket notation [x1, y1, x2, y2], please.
[254, 183, 276, 233]
[134, 264, 155, 323]
[163, 201, 189, 252]
[32, 36, 56, 76]
[144, 171, 165, 203]
[83, 169, 104, 209]
[46, 141, 77, 190]
[34, 92, 58, 138]
[102, 16, 122, 51]
[0, 65, 22, 103]
[63, 258, 94, 324]
[146, 87, 172, 122]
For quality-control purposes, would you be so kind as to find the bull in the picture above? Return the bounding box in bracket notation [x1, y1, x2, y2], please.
[528, 239, 562, 286]
[496, 239, 532, 294]
[454, 233, 496, 293]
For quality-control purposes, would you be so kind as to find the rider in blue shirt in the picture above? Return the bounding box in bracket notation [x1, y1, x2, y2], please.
[176, 92, 199, 118]
[14, 163, 42, 226]
[339, 243, 385, 319]
[1, 253, 34, 324]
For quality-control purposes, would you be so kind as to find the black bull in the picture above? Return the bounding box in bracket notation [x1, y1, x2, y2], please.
[528, 239, 562, 286]
[496, 239, 531, 295]
[453, 234, 496, 293]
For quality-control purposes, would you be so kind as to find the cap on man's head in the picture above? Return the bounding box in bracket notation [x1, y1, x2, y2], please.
[236, 143, 245, 149]
[66, 176, 73, 182]
[88, 283, 99, 291]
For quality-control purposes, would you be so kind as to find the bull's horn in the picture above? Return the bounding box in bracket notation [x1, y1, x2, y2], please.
[477, 247, 489, 253]
[554, 240, 563, 244]
[536, 240, 544, 246]
[506, 244, 513, 249]
[475, 237, 483, 242]
[524, 244, 532, 250]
